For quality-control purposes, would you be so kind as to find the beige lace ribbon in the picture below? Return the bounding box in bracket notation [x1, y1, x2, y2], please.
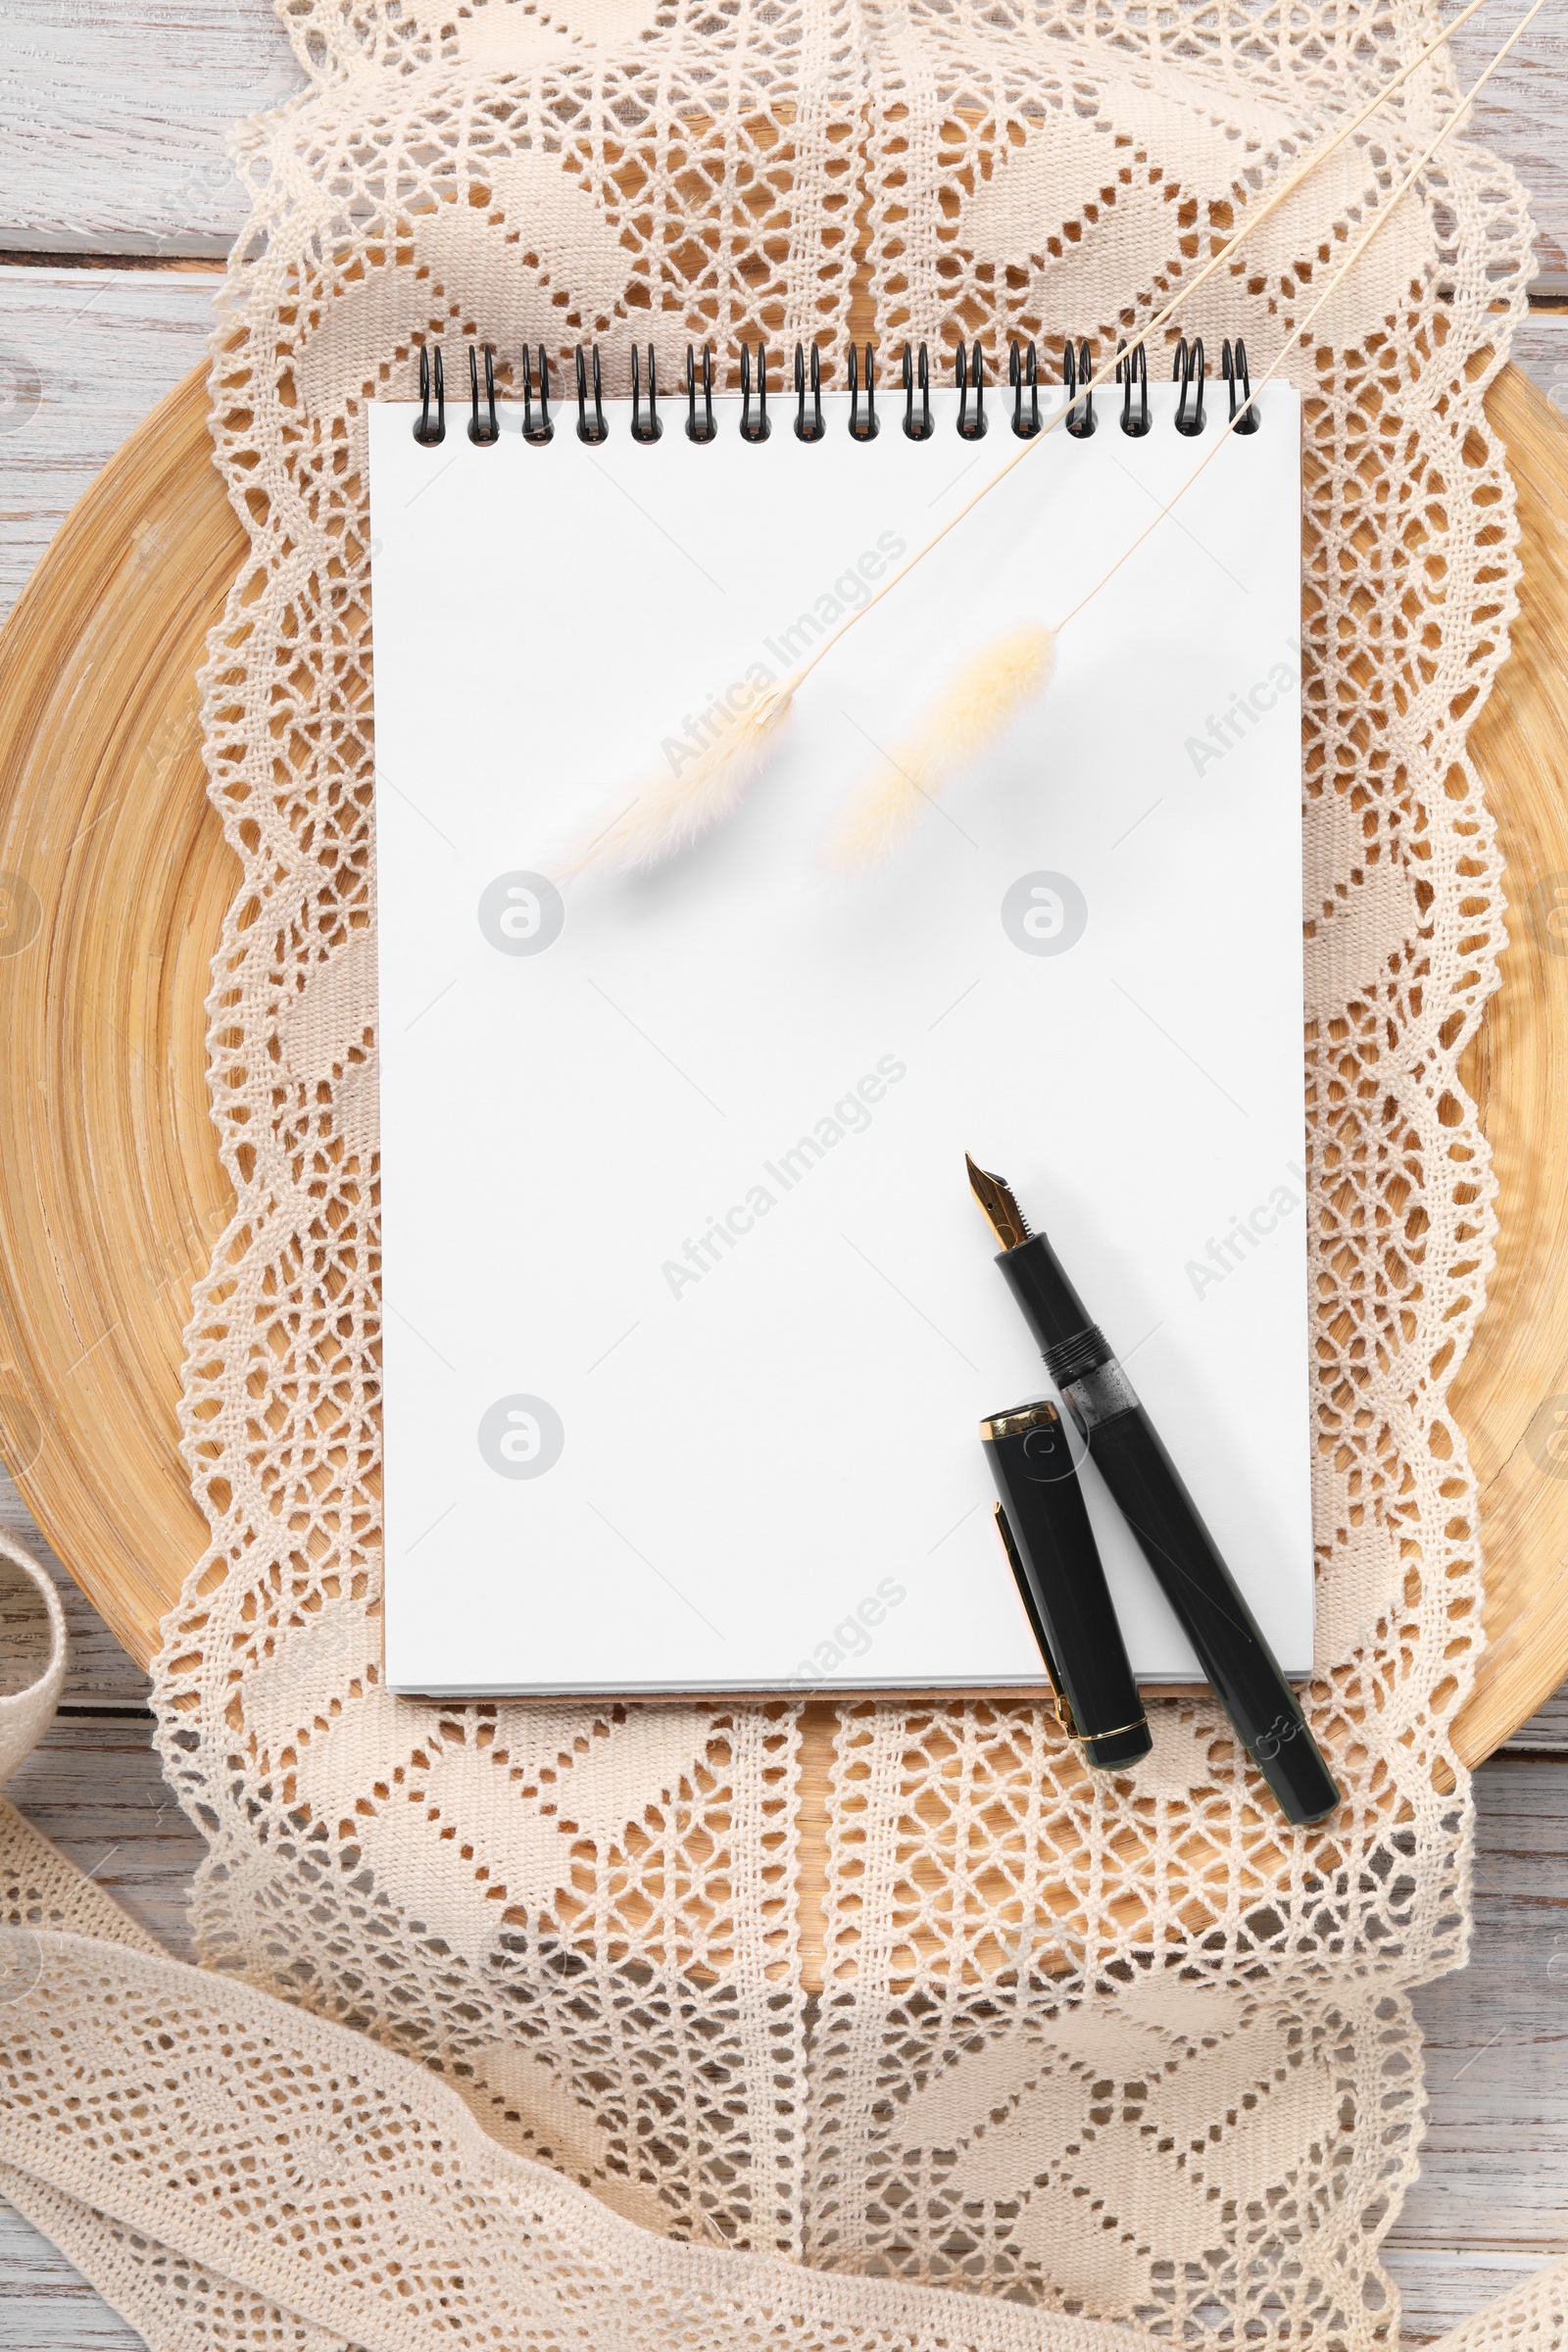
[0, 1540, 1156, 2351]
[0, 1535, 1555, 2349]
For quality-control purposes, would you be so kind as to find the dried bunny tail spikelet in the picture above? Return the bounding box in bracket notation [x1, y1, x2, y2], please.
[827, 625, 1054, 870]
[563, 679, 797, 876]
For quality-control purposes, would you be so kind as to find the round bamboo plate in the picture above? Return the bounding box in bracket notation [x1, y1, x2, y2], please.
[0, 360, 1565, 1786]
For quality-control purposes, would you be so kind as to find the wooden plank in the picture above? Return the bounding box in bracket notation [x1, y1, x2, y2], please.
[0, 2, 301, 257]
[1512, 308, 1568, 419]
[0, 1719, 201, 1963]
[1390, 1755, 1568, 2337]
[0, 2199, 143, 2351]
[0, 266, 220, 626]
[0, 1473, 150, 1711]
[1504, 1684, 1568, 1751]
[1447, 1, 1568, 286]
[1384, 2248, 1555, 2345]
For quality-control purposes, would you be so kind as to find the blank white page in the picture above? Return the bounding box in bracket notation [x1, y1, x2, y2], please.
[369, 377, 1309, 1696]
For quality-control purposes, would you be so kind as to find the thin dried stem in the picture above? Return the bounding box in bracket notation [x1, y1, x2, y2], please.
[582, 0, 1520, 876]
[822, 0, 1541, 867]
[785, 0, 1507, 695]
[1052, 0, 1548, 633]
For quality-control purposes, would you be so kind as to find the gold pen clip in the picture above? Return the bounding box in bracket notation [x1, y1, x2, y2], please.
[993, 1502, 1077, 1739]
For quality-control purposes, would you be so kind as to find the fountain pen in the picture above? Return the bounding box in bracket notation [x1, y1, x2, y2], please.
[966, 1155, 1341, 1827]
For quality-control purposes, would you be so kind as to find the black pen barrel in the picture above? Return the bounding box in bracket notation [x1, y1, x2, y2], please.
[996, 1232, 1108, 1382]
[981, 1402, 1151, 1769]
[1080, 1399, 1340, 1825]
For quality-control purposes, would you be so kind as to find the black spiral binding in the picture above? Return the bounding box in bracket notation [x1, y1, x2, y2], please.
[903, 342, 933, 440]
[630, 344, 662, 443]
[521, 345, 552, 444]
[795, 342, 824, 441]
[1173, 337, 1205, 437]
[414, 346, 445, 445]
[1117, 339, 1151, 437]
[1063, 339, 1096, 439]
[739, 342, 770, 443]
[956, 341, 986, 440]
[1223, 338, 1260, 435]
[1009, 340, 1041, 439]
[411, 334, 1264, 445]
[687, 343, 716, 443]
[576, 344, 609, 444]
[468, 345, 499, 445]
[847, 343, 878, 442]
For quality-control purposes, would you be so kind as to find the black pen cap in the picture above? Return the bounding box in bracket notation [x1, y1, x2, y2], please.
[981, 1398, 1151, 1770]
[996, 1235, 1113, 1387]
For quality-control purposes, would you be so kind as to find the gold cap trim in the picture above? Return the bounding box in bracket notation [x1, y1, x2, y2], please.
[992, 1503, 1075, 1736]
[979, 1398, 1062, 1443]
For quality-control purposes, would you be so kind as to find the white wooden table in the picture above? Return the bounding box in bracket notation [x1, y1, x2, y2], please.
[0, 7, 1566, 2342]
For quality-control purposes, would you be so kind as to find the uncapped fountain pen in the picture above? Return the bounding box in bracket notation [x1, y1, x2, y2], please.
[966, 1155, 1341, 1827]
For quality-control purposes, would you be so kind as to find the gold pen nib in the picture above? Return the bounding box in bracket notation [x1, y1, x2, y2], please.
[965, 1152, 1033, 1250]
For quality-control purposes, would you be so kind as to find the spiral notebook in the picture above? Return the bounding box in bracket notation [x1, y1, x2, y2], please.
[369, 342, 1310, 1698]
